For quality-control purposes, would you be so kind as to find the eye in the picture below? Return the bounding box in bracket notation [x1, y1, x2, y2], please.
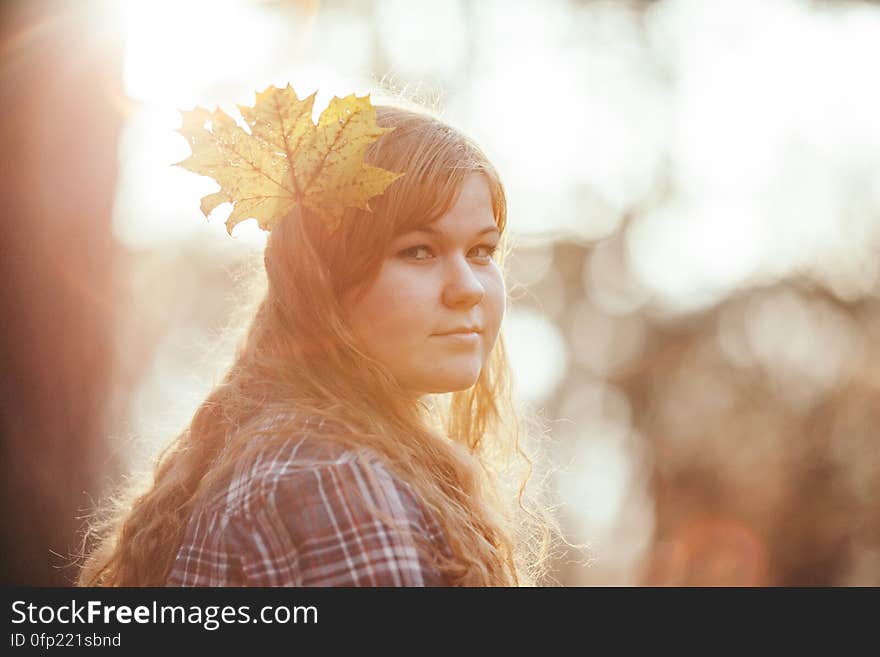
[470, 244, 499, 261]
[398, 244, 435, 260]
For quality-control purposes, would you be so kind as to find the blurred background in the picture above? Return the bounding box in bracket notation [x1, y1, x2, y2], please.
[2, 0, 879, 586]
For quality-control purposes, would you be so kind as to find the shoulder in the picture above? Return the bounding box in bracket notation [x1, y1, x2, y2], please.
[216, 414, 451, 586]
[204, 414, 353, 515]
[218, 413, 422, 519]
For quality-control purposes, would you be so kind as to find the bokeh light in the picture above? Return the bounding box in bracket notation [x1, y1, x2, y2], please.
[109, 0, 880, 586]
[8, 0, 879, 585]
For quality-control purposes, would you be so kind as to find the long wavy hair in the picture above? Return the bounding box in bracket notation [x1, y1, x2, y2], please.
[77, 101, 563, 587]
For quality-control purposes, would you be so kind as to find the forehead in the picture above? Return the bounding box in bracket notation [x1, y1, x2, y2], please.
[399, 173, 498, 237]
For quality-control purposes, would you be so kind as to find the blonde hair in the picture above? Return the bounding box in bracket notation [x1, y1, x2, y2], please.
[77, 103, 563, 587]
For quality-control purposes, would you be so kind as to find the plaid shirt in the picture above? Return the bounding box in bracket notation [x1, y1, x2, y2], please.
[166, 415, 453, 587]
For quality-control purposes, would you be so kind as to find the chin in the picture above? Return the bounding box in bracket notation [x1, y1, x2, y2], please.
[417, 369, 482, 394]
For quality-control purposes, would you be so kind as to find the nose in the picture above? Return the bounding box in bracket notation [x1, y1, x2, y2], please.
[441, 255, 484, 309]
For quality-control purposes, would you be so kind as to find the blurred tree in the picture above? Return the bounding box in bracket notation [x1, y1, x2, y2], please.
[0, 0, 124, 584]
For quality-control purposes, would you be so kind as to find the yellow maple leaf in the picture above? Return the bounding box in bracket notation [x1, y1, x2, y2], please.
[174, 84, 404, 235]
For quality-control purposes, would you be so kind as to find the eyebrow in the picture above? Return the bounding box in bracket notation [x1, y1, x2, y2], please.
[407, 224, 500, 238]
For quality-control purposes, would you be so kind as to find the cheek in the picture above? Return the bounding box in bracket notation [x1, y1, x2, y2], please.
[347, 266, 430, 342]
[483, 270, 506, 336]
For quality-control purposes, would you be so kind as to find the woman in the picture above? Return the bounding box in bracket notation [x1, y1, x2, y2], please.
[77, 94, 559, 587]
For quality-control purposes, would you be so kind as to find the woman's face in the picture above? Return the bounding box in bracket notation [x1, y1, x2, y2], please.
[341, 173, 505, 397]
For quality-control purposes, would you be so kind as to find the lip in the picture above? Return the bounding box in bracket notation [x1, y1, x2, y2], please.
[433, 330, 481, 344]
[434, 327, 482, 336]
